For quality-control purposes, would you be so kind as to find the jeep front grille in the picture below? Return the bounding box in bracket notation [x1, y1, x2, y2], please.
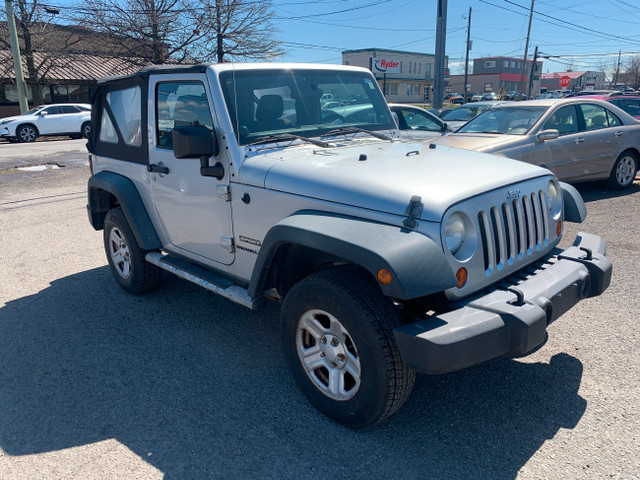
[477, 190, 549, 274]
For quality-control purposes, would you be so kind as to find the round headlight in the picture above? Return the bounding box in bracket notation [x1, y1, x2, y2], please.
[445, 212, 465, 253]
[546, 180, 562, 219]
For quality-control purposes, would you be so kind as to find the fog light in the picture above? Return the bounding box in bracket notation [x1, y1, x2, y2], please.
[456, 267, 468, 288]
[556, 221, 562, 237]
[377, 269, 393, 285]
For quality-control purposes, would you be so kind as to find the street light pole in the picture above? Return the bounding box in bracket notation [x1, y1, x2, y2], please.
[4, 0, 29, 113]
[518, 0, 534, 101]
[433, 0, 447, 110]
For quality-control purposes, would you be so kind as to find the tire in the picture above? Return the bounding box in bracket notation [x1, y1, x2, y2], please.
[81, 122, 92, 139]
[103, 208, 162, 294]
[281, 267, 415, 428]
[17, 124, 38, 143]
[606, 150, 638, 189]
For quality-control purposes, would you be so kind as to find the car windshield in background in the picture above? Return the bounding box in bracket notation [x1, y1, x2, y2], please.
[458, 106, 547, 135]
[220, 69, 395, 146]
[440, 104, 492, 122]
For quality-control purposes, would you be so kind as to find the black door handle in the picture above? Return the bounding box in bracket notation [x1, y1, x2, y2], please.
[147, 163, 169, 174]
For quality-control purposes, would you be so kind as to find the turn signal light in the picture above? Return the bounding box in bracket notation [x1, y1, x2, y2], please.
[456, 267, 468, 288]
[557, 221, 563, 237]
[377, 269, 393, 285]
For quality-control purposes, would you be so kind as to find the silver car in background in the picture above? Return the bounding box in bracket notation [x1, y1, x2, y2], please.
[432, 98, 640, 189]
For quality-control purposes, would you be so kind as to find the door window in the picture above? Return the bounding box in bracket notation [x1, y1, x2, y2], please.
[42, 106, 62, 115]
[543, 105, 578, 135]
[580, 104, 615, 131]
[397, 108, 442, 131]
[156, 82, 213, 149]
[61, 105, 80, 114]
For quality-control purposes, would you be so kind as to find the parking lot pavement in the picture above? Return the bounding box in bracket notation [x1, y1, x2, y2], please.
[0, 138, 88, 170]
[0, 161, 639, 479]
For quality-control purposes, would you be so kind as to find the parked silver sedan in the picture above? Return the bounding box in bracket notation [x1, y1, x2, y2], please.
[432, 98, 640, 189]
[438, 101, 508, 130]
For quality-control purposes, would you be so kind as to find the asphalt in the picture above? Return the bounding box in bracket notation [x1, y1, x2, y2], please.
[0, 139, 639, 479]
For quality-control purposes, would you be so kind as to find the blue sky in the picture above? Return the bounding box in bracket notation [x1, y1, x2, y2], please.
[271, 0, 640, 76]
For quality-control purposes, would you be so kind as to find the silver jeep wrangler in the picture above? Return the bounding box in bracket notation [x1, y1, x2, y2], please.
[87, 63, 611, 428]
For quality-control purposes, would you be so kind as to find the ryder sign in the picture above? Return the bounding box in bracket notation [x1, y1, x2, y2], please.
[371, 58, 401, 74]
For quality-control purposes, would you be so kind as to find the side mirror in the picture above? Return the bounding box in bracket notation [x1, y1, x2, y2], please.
[172, 125, 218, 158]
[172, 125, 224, 180]
[38, 111, 48, 117]
[537, 129, 559, 142]
[442, 122, 450, 132]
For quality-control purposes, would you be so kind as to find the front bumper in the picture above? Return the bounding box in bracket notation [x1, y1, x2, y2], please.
[394, 232, 612, 374]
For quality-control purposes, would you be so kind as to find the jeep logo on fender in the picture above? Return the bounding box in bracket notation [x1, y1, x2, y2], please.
[371, 57, 401, 74]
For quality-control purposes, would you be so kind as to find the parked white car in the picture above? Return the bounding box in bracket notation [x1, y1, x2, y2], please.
[388, 103, 451, 141]
[0, 103, 91, 142]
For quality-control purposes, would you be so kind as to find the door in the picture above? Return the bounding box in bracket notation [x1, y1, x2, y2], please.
[59, 104, 83, 133]
[149, 75, 235, 265]
[35, 105, 64, 134]
[575, 103, 624, 177]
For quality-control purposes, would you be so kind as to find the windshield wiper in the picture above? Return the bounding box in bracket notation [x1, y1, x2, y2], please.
[321, 126, 390, 141]
[246, 133, 331, 148]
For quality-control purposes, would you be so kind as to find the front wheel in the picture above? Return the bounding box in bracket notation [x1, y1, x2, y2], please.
[606, 151, 637, 189]
[103, 208, 162, 294]
[281, 268, 415, 428]
[17, 124, 38, 143]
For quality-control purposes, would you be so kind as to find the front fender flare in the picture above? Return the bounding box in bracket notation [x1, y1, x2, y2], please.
[87, 171, 161, 250]
[560, 181, 587, 223]
[248, 212, 458, 300]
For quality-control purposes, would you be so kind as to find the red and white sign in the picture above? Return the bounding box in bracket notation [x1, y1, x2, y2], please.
[371, 58, 401, 74]
[559, 76, 571, 88]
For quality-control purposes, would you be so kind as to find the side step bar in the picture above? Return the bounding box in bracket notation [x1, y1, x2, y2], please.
[145, 252, 265, 310]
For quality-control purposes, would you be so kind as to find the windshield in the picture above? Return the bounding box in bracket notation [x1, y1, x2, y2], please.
[440, 104, 493, 122]
[457, 106, 547, 135]
[24, 106, 45, 115]
[220, 69, 395, 146]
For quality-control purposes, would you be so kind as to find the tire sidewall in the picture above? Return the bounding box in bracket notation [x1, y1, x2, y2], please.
[281, 277, 394, 428]
[610, 151, 638, 189]
[103, 208, 142, 292]
[82, 122, 91, 138]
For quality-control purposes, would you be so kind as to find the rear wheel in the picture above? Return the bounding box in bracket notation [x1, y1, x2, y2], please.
[103, 208, 162, 294]
[81, 122, 92, 138]
[17, 124, 38, 143]
[281, 268, 415, 428]
[606, 151, 637, 189]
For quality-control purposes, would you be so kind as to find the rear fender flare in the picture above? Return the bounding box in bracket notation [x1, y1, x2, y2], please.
[87, 171, 161, 250]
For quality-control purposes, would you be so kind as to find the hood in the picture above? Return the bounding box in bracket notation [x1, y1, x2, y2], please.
[0, 116, 23, 124]
[432, 133, 526, 153]
[238, 139, 549, 222]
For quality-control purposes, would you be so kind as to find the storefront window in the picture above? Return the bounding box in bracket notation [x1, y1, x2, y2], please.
[390, 83, 397, 95]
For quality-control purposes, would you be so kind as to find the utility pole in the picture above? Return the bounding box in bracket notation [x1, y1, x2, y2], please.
[463, 7, 472, 103]
[518, 0, 534, 101]
[4, 0, 29, 113]
[613, 50, 621, 88]
[527, 46, 538, 99]
[433, 0, 447, 110]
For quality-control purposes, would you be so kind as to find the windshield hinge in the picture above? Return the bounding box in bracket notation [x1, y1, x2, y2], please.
[220, 236, 235, 253]
[217, 185, 231, 202]
[403, 195, 423, 229]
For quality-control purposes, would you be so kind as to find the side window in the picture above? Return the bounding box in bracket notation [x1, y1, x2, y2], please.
[104, 87, 142, 146]
[400, 108, 441, 131]
[619, 99, 640, 118]
[99, 108, 118, 144]
[580, 104, 611, 131]
[43, 106, 61, 115]
[61, 105, 80, 114]
[543, 105, 578, 135]
[156, 82, 213, 149]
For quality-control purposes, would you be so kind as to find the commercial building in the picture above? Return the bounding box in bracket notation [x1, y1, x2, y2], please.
[449, 56, 543, 98]
[540, 71, 605, 93]
[342, 48, 445, 103]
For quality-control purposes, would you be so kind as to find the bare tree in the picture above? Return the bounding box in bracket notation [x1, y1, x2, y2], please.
[621, 55, 640, 90]
[200, 0, 282, 63]
[1, 0, 80, 105]
[79, 0, 209, 65]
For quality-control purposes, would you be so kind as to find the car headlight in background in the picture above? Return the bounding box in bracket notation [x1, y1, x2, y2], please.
[545, 180, 562, 220]
[445, 212, 465, 254]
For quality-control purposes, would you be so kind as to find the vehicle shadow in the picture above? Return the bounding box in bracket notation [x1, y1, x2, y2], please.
[573, 179, 640, 203]
[0, 267, 586, 479]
